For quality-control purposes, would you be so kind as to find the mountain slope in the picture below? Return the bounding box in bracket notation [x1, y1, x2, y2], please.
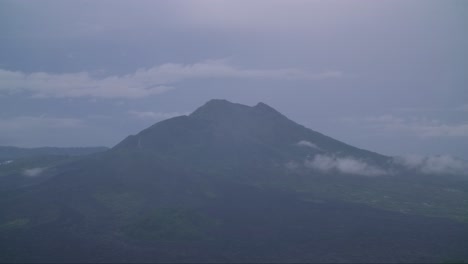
[1, 99, 467, 263]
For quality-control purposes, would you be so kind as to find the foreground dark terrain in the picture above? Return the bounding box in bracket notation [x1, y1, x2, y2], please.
[1, 100, 467, 263]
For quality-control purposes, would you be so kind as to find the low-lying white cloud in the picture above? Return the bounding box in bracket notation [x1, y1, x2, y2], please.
[394, 155, 468, 175]
[22, 167, 45, 177]
[297, 140, 321, 150]
[0, 60, 342, 99]
[305, 154, 387, 176]
[288, 153, 467, 177]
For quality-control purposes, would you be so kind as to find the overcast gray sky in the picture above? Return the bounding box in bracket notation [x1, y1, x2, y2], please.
[1, 0, 467, 158]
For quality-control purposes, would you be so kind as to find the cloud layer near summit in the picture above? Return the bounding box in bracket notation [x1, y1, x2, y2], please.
[0, 60, 340, 99]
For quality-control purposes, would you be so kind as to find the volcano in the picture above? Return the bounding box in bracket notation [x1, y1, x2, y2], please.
[1, 99, 467, 263]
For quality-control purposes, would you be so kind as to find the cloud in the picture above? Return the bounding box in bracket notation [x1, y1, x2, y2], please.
[0, 69, 172, 99]
[394, 155, 468, 175]
[292, 153, 467, 177]
[22, 167, 45, 177]
[344, 115, 468, 138]
[0, 60, 342, 99]
[305, 154, 388, 176]
[128, 110, 188, 120]
[297, 140, 321, 150]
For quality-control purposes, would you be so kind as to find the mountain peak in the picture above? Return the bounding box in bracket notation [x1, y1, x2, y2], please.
[253, 101, 282, 115]
[190, 99, 250, 120]
[254, 102, 269, 108]
[202, 99, 233, 106]
[188, 99, 291, 128]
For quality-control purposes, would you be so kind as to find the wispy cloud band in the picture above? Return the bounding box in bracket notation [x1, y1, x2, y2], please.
[0, 60, 342, 99]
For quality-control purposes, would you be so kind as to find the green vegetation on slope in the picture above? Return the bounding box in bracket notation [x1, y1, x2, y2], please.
[123, 208, 212, 241]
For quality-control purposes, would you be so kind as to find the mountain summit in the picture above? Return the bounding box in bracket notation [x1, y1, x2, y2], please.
[190, 99, 285, 122]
